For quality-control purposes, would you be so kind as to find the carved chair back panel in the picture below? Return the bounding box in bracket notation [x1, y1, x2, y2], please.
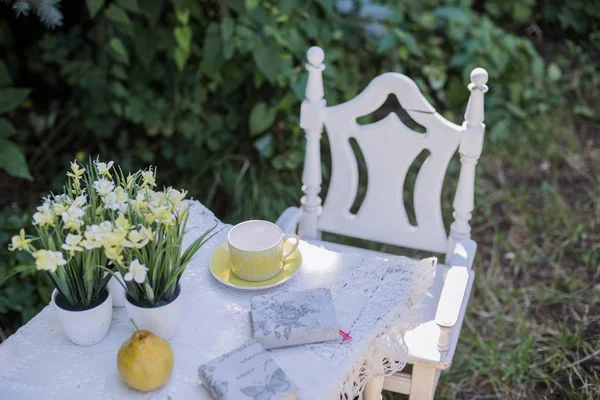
[319, 73, 463, 253]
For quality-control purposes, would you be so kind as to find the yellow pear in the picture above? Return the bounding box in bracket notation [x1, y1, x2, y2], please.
[117, 319, 174, 392]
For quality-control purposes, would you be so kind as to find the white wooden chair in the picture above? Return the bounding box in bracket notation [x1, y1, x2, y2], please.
[275, 46, 488, 400]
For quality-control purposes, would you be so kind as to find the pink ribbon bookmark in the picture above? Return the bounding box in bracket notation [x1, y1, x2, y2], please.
[339, 329, 352, 343]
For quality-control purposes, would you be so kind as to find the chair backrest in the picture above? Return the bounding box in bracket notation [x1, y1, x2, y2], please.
[298, 47, 488, 260]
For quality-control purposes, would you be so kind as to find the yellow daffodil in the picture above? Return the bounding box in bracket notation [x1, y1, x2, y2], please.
[33, 250, 67, 272]
[125, 230, 149, 249]
[105, 246, 124, 265]
[8, 229, 31, 251]
[94, 160, 114, 176]
[139, 226, 154, 242]
[141, 168, 156, 188]
[115, 213, 131, 231]
[166, 188, 187, 207]
[61, 234, 84, 255]
[67, 160, 85, 180]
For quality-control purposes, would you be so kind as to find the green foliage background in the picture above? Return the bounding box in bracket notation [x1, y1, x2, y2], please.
[0, 0, 599, 395]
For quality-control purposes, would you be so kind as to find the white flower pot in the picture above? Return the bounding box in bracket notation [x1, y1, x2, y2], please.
[124, 285, 183, 340]
[108, 271, 127, 307]
[52, 289, 113, 346]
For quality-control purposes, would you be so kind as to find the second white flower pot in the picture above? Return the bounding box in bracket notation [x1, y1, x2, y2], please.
[108, 271, 127, 307]
[124, 285, 183, 340]
[52, 288, 113, 346]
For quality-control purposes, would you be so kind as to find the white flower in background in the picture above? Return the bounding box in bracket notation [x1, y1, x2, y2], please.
[33, 202, 55, 229]
[33, 250, 67, 272]
[115, 213, 131, 231]
[141, 168, 156, 188]
[8, 229, 32, 251]
[62, 206, 84, 231]
[61, 234, 84, 255]
[94, 160, 114, 176]
[93, 178, 115, 196]
[124, 259, 148, 284]
[166, 188, 187, 207]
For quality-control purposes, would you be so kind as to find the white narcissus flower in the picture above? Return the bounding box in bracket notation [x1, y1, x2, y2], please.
[104, 246, 124, 265]
[33, 202, 55, 229]
[139, 225, 154, 242]
[104, 186, 128, 212]
[115, 213, 131, 231]
[33, 250, 67, 272]
[124, 259, 148, 284]
[125, 229, 150, 249]
[166, 188, 187, 207]
[8, 229, 32, 251]
[67, 160, 85, 180]
[141, 168, 156, 188]
[62, 234, 84, 255]
[81, 221, 113, 249]
[94, 160, 114, 176]
[93, 178, 115, 196]
[72, 194, 87, 207]
[62, 206, 84, 231]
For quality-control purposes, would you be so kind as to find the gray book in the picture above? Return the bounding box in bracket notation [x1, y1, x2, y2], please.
[250, 288, 339, 349]
[198, 340, 297, 400]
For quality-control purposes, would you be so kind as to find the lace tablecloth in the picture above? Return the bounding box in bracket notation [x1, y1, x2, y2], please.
[0, 201, 434, 400]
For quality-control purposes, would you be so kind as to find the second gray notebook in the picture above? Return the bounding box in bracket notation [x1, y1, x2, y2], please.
[250, 288, 339, 349]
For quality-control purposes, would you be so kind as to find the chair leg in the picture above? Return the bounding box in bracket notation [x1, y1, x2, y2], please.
[408, 365, 439, 400]
[363, 376, 385, 400]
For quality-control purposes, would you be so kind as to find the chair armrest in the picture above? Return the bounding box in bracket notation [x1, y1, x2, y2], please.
[435, 239, 477, 351]
[275, 207, 303, 234]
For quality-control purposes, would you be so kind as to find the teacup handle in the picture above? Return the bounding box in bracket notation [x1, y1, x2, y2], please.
[282, 233, 300, 259]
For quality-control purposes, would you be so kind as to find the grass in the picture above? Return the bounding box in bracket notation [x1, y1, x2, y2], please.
[380, 110, 600, 399]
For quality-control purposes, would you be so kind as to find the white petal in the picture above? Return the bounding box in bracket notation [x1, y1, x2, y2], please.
[123, 272, 134, 281]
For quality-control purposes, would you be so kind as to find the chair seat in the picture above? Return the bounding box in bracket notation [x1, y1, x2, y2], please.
[306, 239, 474, 369]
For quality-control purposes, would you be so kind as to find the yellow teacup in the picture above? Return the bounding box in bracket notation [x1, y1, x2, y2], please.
[227, 220, 300, 282]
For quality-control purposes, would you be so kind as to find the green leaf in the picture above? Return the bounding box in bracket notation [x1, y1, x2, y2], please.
[107, 38, 129, 64]
[117, 0, 139, 13]
[134, 26, 157, 68]
[0, 118, 16, 138]
[174, 26, 192, 54]
[252, 44, 282, 82]
[202, 23, 224, 77]
[0, 88, 31, 114]
[249, 102, 276, 136]
[254, 134, 273, 158]
[141, 0, 163, 26]
[85, 0, 104, 18]
[0, 139, 32, 180]
[105, 4, 132, 29]
[548, 63, 562, 82]
[378, 31, 397, 54]
[175, 7, 190, 24]
[0, 61, 12, 87]
[220, 17, 234, 41]
[245, 0, 259, 12]
[174, 47, 188, 72]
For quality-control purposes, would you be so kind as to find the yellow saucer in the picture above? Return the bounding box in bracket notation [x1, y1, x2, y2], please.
[209, 242, 302, 290]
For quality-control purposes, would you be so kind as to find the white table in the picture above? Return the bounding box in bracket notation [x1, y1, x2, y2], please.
[0, 201, 434, 399]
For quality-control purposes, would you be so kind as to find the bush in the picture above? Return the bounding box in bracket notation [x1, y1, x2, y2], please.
[0, 0, 598, 338]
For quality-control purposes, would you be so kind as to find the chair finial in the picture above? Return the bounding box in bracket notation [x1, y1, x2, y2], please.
[307, 46, 324, 66]
[469, 68, 488, 89]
